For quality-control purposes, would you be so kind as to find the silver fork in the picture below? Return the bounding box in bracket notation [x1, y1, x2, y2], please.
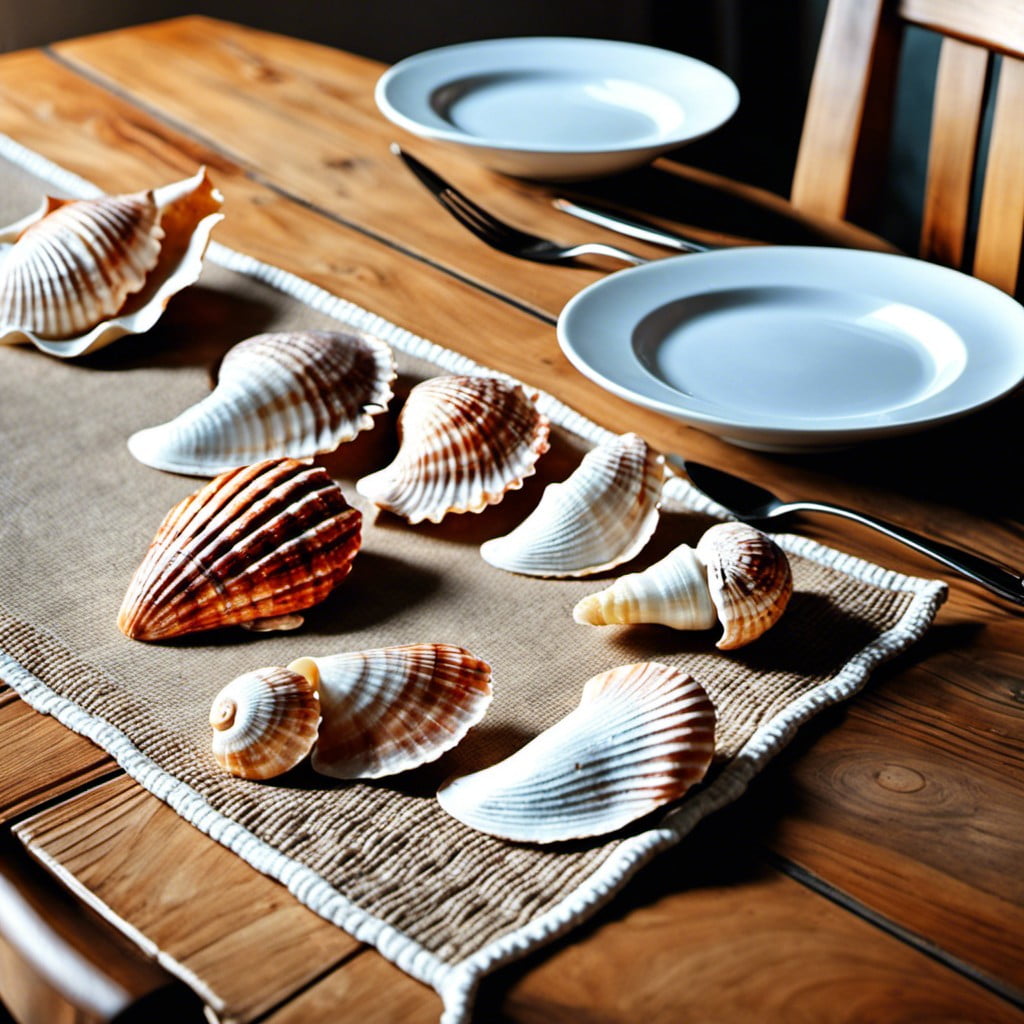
[392, 144, 648, 267]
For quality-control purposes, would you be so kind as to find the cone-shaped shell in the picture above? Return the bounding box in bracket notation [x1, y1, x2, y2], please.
[356, 375, 550, 523]
[210, 665, 320, 779]
[1, 169, 223, 357]
[480, 433, 664, 577]
[118, 458, 362, 641]
[696, 522, 792, 650]
[128, 330, 396, 476]
[573, 542, 717, 630]
[437, 662, 716, 843]
[289, 644, 492, 779]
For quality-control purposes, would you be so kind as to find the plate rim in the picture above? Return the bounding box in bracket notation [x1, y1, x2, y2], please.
[375, 36, 739, 157]
[557, 247, 1024, 448]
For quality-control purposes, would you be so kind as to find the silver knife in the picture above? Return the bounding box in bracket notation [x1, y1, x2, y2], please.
[552, 197, 713, 254]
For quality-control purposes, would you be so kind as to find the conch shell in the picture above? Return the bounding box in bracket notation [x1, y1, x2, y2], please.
[210, 665, 320, 780]
[480, 432, 663, 576]
[128, 329, 396, 476]
[437, 662, 716, 843]
[356, 374, 550, 523]
[573, 521, 793, 649]
[290, 644, 493, 779]
[118, 458, 361, 641]
[0, 168, 223, 357]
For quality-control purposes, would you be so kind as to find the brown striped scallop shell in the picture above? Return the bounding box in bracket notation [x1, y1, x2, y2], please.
[574, 521, 792, 649]
[118, 458, 362, 641]
[356, 374, 550, 523]
[127, 330, 396, 476]
[0, 189, 163, 340]
[210, 665, 320, 780]
[437, 662, 716, 843]
[479, 432, 664, 576]
[289, 643, 493, 779]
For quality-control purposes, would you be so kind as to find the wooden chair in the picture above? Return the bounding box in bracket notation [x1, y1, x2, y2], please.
[791, 0, 1024, 294]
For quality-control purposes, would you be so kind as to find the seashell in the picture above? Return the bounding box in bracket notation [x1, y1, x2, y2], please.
[437, 662, 716, 843]
[573, 521, 792, 649]
[480, 432, 663, 577]
[289, 644, 492, 779]
[356, 374, 550, 523]
[127, 329, 396, 476]
[210, 665, 320, 780]
[118, 458, 362, 641]
[0, 168, 223, 358]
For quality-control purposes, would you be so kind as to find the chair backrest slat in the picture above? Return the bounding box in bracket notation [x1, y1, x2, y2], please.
[920, 37, 989, 267]
[973, 55, 1024, 292]
[900, 0, 1024, 58]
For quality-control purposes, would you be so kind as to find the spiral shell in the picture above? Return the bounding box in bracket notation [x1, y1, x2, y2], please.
[118, 458, 362, 641]
[573, 521, 792, 649]
[480, 433, 663, 576]
[437, 662, 716, 843]
[356, 375, 550, 523]
[128, 330, 396, 476]
[289, 644, 493, 779]
[210, 665, 320, 780]
[0, 168, 223, 357]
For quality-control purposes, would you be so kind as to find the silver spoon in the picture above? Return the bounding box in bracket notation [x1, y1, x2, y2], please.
[672, 456, 1024, 605]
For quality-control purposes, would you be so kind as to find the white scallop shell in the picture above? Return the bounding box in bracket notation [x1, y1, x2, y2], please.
[289, 644, 492, 779]
[572, 542, 717, 630]
[127, 330, 396, 476]
[437, 662, 716, 843]
[0, 168, 223, 358]
[356, 375, 550, 523]
[480, 432, 664, 577]
[210, 665, 320, 780]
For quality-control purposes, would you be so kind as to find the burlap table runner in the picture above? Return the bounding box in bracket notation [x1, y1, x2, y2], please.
[0, 139, 946, 1022]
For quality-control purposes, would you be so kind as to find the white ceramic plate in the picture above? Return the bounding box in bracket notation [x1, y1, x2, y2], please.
[557, 247, 1024, 451]
[375, 37, 738, 180]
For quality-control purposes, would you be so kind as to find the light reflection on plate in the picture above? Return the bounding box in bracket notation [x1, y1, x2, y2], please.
[557, 248, 1024, 451]
[375, 38, 738, 180]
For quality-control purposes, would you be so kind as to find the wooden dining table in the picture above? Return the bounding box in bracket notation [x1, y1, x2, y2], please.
[0, 17, 1022, 1024]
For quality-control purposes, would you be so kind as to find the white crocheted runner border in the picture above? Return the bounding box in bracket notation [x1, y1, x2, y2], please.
[0, 133, 947, 1024]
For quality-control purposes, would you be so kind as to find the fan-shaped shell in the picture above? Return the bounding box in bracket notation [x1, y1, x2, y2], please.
[127, 330, 396, 476]
[479, 433, 664, 577]
[697, 522, 793, 650]
[1, 168, 222, 357]
[289, 643, 492, 779]
[210, 665, 320, 780]
[437, 662, 716, 843]
[573, 542, 717, 630]
[118, 458, 362, 641]
[356, 375, 550, 523]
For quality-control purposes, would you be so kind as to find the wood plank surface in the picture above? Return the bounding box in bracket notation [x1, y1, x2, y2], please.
[13, 776, 361, 1022]
[1, 18, 1023, 1024]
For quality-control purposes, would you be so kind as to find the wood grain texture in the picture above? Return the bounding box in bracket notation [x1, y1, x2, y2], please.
[0, 687, 113, 825]
[12, 776, 360, 1023]
[900, 0, 1024, 58]
[920, 37, 990, 266]
[973, 55, 1024, 292]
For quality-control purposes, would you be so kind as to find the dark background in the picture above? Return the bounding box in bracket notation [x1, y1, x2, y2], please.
[0, 0, 939, 251]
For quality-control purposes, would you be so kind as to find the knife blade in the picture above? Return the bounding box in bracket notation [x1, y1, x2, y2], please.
[552, 197, 713, 254]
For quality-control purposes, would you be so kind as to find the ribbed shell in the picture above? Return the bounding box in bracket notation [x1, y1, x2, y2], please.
[127, 330, 396, 476]
[118, 458, 362, 641]
[210, 666, 320, 780]
[356, 375, 550, 523]
[480, 433, 663, 577]
[696, 522, 793, 649]
[290, 644, 492, 779]
[573, 542, 717, 630]
[0, 190, 163, 339]
[437, 662, 716, 843]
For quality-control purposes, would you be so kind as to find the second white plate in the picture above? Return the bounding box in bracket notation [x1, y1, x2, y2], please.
[557, 248, 1024, 451]
[375, 37, 739, 180]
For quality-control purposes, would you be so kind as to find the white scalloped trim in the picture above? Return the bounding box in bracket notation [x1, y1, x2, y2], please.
[0, 133, 947, 1023]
